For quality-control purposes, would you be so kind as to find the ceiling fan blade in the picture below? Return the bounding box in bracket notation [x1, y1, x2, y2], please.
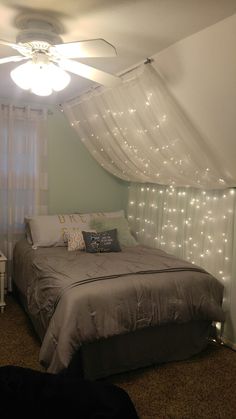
[0, 39, 30, 56]
[0, 39, 20, 49]
[0, 55, 28, 65]
[52, 39, 117, 58]
[58, 59, 121, 87]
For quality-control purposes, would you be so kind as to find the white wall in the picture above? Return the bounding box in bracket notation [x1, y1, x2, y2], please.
[152, 13, 236, 347]
[152, 13, 236, 182]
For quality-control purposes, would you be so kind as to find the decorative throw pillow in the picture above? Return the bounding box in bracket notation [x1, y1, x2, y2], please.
[63, 228, 86, 251]
[82, 229, 121, 253]
[90, 217, 137, 247]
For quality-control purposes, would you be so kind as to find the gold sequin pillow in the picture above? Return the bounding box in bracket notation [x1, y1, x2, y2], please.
[63, 228, 87, 251]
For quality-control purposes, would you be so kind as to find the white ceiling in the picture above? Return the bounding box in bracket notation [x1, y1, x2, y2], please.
[0, 0, 235, 105]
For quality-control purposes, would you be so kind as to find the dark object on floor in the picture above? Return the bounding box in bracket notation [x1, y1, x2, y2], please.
[0, 365, 139, 418]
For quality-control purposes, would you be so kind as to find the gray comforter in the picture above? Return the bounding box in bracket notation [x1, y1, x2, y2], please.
[13, 240, 224, 373]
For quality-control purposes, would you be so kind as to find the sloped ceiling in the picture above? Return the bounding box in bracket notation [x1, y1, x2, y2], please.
[0, 0, 236, 104]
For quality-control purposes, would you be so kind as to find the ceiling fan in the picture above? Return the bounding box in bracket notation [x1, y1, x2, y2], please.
[0, 12, 121, 96]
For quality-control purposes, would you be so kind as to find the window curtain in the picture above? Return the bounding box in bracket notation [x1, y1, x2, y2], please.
[63, 63, 236, 189]
[0, 104, 48, 290]
[127, 183, 236, 313]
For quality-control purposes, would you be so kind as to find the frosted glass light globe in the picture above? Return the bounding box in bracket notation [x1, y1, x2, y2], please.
[10, 58, 71, 96]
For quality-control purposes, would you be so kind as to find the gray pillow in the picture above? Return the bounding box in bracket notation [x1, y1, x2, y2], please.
[90, 217, 137, 247]
[82, 229, 121, 253]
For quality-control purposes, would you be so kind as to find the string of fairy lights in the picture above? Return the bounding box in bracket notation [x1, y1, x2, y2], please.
[63, 64, 236, 190]
[127, 184, 235, 309]
[63, 64, 236, 314]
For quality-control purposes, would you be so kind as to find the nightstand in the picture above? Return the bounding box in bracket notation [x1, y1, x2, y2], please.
[0, 251, 7, 313]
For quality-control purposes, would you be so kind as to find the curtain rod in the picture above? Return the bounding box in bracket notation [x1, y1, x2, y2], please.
[1, 103, 53, 115]
[62, 57, 154, 106]
[118, 57, 153, 77]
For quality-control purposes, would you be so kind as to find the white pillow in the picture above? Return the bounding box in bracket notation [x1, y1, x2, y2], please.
[25, 210, 125, 248]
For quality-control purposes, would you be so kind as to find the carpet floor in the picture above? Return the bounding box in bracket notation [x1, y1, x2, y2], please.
[1, 295, 236, 418]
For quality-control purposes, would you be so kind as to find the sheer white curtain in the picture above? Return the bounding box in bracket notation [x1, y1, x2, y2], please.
[63, 63, 236, 189]
[127, 183, 236, 313]
[63, 62, 236, 340]
[0, 104, 48, 290]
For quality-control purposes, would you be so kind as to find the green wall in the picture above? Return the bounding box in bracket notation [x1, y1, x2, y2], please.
[47, 107, 129, 214]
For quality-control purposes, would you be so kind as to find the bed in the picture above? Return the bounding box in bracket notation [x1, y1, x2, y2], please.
[12, 213, 225, 379]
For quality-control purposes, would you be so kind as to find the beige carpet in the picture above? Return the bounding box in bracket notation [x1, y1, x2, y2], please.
[1, 295, 236, 418]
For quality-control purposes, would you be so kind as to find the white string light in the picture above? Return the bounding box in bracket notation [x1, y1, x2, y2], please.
[127, 184, 235, 310]
[63, 64, 236, 189]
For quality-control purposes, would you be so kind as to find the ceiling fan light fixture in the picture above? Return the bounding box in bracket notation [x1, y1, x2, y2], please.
[2, 12, 120, 94]
[10, 57, 71, 96]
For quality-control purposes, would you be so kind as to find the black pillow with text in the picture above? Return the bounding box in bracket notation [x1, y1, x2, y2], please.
[82, 229, 121, 253]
